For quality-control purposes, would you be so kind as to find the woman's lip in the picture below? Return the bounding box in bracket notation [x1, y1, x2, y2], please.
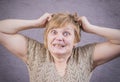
[53, 44, 65, 48]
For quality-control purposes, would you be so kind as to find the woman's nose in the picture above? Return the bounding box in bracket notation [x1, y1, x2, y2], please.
[55, 33, 64, 41]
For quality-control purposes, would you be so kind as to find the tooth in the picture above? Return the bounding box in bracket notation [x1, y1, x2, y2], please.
[53, 44, 64, 48]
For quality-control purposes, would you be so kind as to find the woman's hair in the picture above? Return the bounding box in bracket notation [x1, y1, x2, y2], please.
[44, 12, 81, 48]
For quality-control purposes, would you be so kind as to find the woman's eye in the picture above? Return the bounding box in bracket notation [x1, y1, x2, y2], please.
[63, 32, 70, 36]
[51, 30, 57, 35]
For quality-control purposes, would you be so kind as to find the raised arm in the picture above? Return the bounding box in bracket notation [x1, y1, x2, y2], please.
[0, 13, 51, 34]
[0, 13, 52, 62]
[79, 16, 120, 67]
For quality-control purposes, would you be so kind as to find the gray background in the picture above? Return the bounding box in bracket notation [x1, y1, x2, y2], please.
[0, 0, 120, 82]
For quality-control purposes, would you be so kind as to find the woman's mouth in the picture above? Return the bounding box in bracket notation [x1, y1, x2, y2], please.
[53, 44, 65, 48]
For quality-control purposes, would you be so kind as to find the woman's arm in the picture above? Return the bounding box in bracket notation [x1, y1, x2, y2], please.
[0, 13, 52, 62]
[0, 13, 51, 34]
[80, 16, 120, 44]
[79, 16, 120, 67]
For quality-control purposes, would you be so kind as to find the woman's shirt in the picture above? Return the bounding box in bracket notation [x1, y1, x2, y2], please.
[25, 37, 96, 82]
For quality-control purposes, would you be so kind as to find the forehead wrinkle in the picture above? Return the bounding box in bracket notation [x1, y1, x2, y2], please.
[50, 26, 74, 32]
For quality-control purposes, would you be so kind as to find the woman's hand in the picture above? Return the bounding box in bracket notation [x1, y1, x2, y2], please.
[78, 16, 93, 33]
[35, 13, 52, 28]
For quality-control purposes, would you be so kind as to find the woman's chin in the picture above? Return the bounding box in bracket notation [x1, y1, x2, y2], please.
[50, 50, 66, 55]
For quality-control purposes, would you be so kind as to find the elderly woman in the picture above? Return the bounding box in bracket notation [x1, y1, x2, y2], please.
[0, 13, 120, 82]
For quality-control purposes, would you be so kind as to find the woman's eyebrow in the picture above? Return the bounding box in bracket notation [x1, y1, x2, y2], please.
[49, 27, 56, 30]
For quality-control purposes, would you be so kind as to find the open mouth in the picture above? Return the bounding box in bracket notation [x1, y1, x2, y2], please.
[53, 44, 65, 48]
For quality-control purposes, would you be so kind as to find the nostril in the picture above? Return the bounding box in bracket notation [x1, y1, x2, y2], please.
[56, 37, 63, 41]
[56, 39, 63, 41]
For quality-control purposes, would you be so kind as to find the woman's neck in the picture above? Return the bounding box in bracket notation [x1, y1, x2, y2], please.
[50, 53, 72, 77]
[51, 53, 71, 64]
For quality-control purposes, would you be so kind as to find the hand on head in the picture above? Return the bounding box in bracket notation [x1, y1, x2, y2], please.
[37, 13, 53, 28]
[37, 12, 92, 33]
[76, 16, 92, 32]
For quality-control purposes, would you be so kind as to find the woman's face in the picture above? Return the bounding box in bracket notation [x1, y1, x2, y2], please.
[47, 24, 76, 56]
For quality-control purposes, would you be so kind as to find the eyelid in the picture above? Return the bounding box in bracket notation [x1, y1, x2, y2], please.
[50, 29, 55, 32]
[63, 31, 71, 36]
[65, 31, 71, 34]
[50, 29, 57, 34]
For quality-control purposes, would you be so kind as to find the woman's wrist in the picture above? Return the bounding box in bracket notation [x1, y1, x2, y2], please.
[27, 19, 40, 28]
[82, 24, 94, 33]
[33, 18, 48, 28]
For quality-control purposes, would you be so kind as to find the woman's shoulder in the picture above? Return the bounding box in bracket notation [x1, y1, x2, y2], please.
[73, 42, 97, 58]
[25, 36, 47, 64]
[75, 43, 97, 51]
[24, 36, 47, 56]
[25, 36, 44, 48]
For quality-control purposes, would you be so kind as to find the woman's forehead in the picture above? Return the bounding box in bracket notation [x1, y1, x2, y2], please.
[49, 24, 75, 31]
